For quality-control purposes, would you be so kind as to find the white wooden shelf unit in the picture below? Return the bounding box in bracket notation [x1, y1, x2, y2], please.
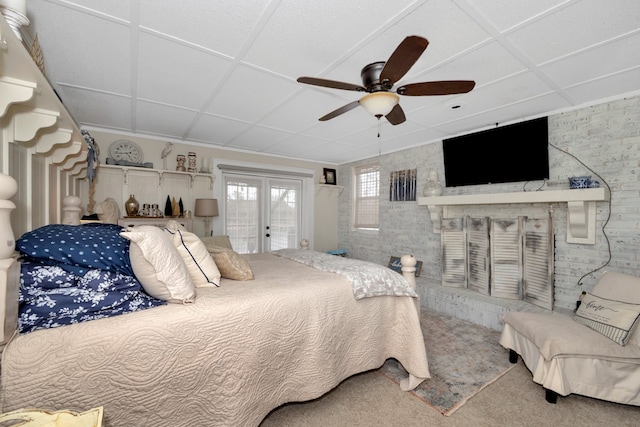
[100, 164, 214, 189]
[417, 187, 610, 244]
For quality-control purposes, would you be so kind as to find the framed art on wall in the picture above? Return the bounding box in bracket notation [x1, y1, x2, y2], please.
[323, 168, 337, 185]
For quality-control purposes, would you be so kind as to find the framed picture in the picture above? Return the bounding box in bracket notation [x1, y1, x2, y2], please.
[389, 169, 417, 201]
[388, 256, 423, 277]
[323, 168, 337, 185]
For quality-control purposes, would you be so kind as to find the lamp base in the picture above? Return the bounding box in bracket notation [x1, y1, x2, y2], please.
[203, 217, 212, 237]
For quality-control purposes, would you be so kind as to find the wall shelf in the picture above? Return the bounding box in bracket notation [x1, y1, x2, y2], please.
[100, 164, 214, 189]
[417, 188, 610, 244]
[315, 184, 344, 197]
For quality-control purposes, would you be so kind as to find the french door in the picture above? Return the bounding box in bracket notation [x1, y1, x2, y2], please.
[223, 174, 302, 253]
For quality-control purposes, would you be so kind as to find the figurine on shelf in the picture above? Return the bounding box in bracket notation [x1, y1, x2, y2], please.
[161, 142, 173, 170]
[176, 154, 186, 172]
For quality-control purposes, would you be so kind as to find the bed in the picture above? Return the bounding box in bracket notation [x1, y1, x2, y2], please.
[0, 220, 430, 426]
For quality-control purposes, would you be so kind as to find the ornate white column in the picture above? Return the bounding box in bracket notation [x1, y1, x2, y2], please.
[0, 172, 17, 258]
[0, 0, 29, 40]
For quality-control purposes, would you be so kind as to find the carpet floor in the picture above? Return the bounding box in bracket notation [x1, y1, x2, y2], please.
[261, 309, 640, 427]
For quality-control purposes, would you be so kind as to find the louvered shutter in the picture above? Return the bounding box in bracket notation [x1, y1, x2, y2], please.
[467, 216, 491, 295]
[523, 215, 554, 310]
[441, 217, 467, 288]
[490, 217, 523, 299]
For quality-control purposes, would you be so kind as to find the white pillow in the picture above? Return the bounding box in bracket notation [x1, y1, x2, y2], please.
[574, 292, 640, 345]
[164, 227, 221, 287]
[120, 226, 196, 303]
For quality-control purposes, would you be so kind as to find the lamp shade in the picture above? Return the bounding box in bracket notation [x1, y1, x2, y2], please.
[194, 198, 219, 217]
[359, 92, 400, 117]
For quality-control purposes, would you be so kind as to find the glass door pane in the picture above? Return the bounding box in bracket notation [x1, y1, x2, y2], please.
[224, 175, 261, 253]
[267, 179, 301, 251]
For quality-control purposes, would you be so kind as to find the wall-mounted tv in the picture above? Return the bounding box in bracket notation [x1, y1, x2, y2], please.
[442, 117, 549, 187]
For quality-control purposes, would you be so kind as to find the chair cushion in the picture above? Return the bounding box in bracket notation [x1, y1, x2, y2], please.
[501, 311, 640, 362]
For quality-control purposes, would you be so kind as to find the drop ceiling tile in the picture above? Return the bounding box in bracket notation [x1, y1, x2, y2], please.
[267, 135, 330, 159]
[205, 65, 300, 122]
[56, 86, 132, 131]
[242, 0, 416, 78]
[506, 0, 640, 65]
[32, 1, 133, 20]
[230, 126, 297, 152]
[433, 92, 571, 134]
[463, 0, 568, 32]
[136, 101, 198, 138]
[137, 33, 232, 109]
[260, 89, 356, 133]
[564, 68, 640, 105]
[187, 114, 253, 144]
[25, 2, 132, 95]
[138, 0, 271, 57]
[541, 33, 640, 88]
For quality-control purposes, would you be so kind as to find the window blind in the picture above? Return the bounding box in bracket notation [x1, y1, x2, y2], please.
[354, 163, 380, 229]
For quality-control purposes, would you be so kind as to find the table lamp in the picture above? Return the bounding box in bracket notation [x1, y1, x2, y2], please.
[194, 198, 218, 237]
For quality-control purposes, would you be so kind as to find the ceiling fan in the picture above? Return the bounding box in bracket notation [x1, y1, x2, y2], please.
[297, 36, 475, 125]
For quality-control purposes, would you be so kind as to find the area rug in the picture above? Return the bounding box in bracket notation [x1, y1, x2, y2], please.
[378, 309, 515, 416]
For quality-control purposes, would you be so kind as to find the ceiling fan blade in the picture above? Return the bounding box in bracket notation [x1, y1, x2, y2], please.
[319, 100, 361, 121]
[297, 77, 366, 92]
[398, 80, 476, 96]
[386, 104, 406, 125]
[379, 36, 429, 87]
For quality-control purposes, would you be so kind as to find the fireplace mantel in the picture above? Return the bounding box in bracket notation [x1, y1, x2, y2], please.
[417, 187, 610, 244]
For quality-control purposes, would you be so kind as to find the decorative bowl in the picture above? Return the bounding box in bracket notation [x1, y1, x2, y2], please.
[569, 176, 592, 189]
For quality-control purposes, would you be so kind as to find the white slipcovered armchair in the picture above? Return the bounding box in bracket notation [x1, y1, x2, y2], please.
[499, 271, 640, 405]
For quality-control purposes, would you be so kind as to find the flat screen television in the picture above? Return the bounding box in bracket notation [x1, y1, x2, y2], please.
[442, 117, 549, 187]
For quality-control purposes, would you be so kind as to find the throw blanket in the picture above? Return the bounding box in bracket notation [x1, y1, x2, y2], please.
[272, 249, 418, 299]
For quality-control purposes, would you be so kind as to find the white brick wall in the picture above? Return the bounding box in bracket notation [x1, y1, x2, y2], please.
[337, 95, 640, 320]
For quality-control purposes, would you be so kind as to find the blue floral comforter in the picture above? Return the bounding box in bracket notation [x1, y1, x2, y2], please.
[16, 223, 165, 333]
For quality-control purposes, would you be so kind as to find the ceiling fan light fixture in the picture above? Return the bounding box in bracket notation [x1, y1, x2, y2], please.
[359, 92, 399, 117]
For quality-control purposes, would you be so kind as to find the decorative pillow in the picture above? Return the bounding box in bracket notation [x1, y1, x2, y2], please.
[204, 245, 254, 281]
[164, 227, 221, 287]
[200, 235, 233, 250]
[16, 223, 134, 276]
[120, 226, 196, 303]
[574, 292, 640, 345]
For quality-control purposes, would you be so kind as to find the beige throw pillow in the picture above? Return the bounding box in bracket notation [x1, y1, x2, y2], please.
[165, 227, 221, 287]
[200, 235, 233, 250]
[205, 245, 254, 281]
[121, 226, 196, 303]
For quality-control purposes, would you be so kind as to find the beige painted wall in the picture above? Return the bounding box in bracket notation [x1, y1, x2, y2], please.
[87, 131, 340, 252]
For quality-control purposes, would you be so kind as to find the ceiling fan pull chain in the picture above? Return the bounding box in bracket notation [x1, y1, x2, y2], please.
[377, 118, 382, 138]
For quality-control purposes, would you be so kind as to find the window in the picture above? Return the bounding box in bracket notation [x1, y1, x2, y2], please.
[353, 163, 380, 229]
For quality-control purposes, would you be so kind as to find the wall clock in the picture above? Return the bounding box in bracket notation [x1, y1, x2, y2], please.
[108, 140, 143, 163]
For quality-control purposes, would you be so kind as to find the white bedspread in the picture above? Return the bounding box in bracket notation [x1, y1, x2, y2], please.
[272, 249, 418, 299]
[0, 253, 430, 427]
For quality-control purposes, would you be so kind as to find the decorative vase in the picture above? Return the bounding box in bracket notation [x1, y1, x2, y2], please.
[176, 154, 186, 172]
[125, 194, 139, 217]
[423, 171, 443, 197]
[188, 152, 197, 173]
